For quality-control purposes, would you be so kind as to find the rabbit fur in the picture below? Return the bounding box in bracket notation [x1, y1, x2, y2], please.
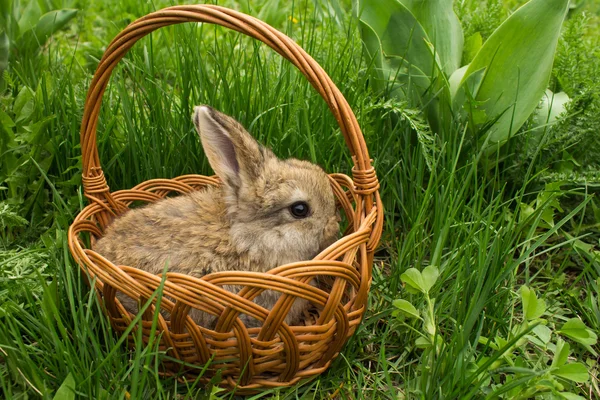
[94, 106, 340, 329]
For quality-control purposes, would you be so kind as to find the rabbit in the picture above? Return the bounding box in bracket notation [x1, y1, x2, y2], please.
[93, 105, 340, 329]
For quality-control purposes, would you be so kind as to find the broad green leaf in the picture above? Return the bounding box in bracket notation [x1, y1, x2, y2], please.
[19, 9, 78, 51]
[559, 318, 598, 346]
[415, 336, 430, 348]
[209, 385, 225, 399]
[13, 86, 35, 123]
[392, 299, 421, 319]
[532, 89, 570, 132]
[401, 267, 438, 294]
[387, 61, 433, 109]
[401, 268, 426, 294]
[535, 379, 558, 391]
[463, 33, 482, 65]
[34, 9, 78, 41]
[17, 0, 42, 37]
[528, 89, 571, 154]
[399, 0, 464, 76]
[449, 65, 468, 100]
[520, 285, 546, 321]
[494, 336, 508, 350]
[359, 15, 384, 70]
[526, 334, 546, 348]
[357, 0, 435, 103]
[455, 0, 569, 148]
[53, 373, 75, 400]
[450, 65, 486, 112]
[424, 313, 435, 336]
[532, 324, 552, 345]
[553, 363, 589, 383]
[421, 265, 439, 292]
[551, 339, 570, 368]
[359, 19, 432, 99]
[356, 0, 457, 133]
[357, 0, 433, 76]
[540, 205, 556, 227]
[0, 108, 14, 129]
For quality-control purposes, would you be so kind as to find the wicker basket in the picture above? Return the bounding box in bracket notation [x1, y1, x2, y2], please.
[67, 4, 383, 393]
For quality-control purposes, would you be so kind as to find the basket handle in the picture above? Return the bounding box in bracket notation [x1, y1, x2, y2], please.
[80, 4, 379, 208]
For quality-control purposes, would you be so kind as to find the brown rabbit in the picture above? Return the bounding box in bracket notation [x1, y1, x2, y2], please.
[94, 106, 340, 328]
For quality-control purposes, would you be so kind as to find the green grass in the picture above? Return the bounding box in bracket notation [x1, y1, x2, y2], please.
[1, 0, 600, 398]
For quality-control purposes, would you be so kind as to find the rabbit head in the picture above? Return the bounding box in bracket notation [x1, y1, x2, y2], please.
[193, 106, 339, 268]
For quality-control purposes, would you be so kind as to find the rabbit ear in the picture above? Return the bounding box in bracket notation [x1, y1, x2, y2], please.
[193, 106, 266, 189]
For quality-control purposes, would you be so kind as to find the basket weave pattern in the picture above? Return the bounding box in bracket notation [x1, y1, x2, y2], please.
[67, 4, 383, 391]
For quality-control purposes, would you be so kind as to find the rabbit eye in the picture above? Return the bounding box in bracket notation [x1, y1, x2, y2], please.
[289, 201, 310, 219]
